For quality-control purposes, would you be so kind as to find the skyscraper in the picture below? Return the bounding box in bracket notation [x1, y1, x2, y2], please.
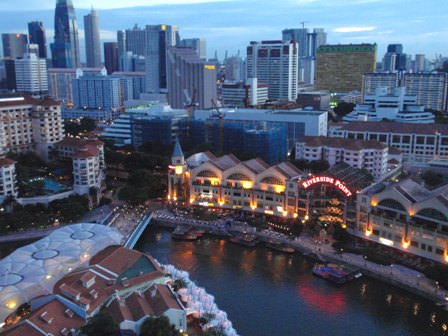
[124, 25, 146, 56]
[104, 42, 118, 75]
[315, 44, 377, 93]
[179, 38, 206, 59]
[167, 47, 217, 109]
[15, 51, 48, 96]
[2, 33, 28, 59]
[84, 8, 101, 68]
[282, 27, 326, 84]
[117, 30, 126, 71]
[246, 40, 298, 101]
[51, 0, 80, 68]
[145, 24, 179, 93]
[28, 21, 47, 59]
[383, 43, 407, 72]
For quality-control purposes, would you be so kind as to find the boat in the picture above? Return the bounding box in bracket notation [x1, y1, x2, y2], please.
[172, 226, 199, 241]
[265, 241, 295, 254]
[190, 228, 205, 238]
[312, 263, 361, 284]
[229, 233, 259, 247]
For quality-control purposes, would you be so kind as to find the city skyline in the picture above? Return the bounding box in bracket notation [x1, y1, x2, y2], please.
[0, 0, 446, 61]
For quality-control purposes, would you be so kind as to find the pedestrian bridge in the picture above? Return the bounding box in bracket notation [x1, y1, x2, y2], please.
[124, 213, 153, 249]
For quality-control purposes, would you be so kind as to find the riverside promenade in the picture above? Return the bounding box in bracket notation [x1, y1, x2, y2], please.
[152, 209, 448, 308]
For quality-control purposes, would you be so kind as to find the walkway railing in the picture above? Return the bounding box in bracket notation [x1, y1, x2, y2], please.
[124, 213, 153, 249]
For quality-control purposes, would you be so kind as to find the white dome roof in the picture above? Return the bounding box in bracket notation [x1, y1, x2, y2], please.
[0, 223, 123, 323]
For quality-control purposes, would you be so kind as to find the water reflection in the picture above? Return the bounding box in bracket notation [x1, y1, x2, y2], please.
[137, 228, 448, 336]
[298, 279, 347, 316]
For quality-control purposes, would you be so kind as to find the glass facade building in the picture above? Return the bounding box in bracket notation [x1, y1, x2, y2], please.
[51, 0, 80, 68]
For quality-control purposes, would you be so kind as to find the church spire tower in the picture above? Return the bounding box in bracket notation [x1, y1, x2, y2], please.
[168, 138, 188, 203]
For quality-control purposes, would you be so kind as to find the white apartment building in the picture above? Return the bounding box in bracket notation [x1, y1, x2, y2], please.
[362, 72, 400, 96]
[295, 136, 390, 181]
[54, 137, 105, 196]
[0, 96, 65, 160]
[403, 72, 448, 112]
[343, 87, 434, 123]
[354, 178, 448, 264]
[246, 40, 298, 102]
[329, 121, 448, 163]
[48, 67, 105, 104]
[0, 157, 18, 202]
[221, 78, 268, 107]
[362, 72, 448, 112]
[73, 147, 102, 195]
[14, 52, 48, 96]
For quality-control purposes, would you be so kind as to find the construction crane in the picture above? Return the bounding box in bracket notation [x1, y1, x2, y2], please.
[211, 98, 225, 153]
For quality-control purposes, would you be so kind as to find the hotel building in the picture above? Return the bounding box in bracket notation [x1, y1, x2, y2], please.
[295, 136, 393, 181]
[0, 96, 65, 160]
[329, 121, 448, 163]
[354, 178, 448, 264]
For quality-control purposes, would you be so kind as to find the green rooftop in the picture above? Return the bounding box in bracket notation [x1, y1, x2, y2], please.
[317, 44, 377, 53]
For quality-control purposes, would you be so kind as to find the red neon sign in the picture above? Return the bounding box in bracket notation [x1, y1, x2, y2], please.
[301, 176, 353, 197]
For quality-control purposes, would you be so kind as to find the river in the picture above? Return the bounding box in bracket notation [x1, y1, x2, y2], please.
[136, 227, 448, 336]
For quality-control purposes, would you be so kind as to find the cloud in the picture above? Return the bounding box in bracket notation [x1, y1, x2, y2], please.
[333, 26, 376, 33]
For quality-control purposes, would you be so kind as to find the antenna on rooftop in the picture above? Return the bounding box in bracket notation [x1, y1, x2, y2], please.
[300, 21, 308, 29]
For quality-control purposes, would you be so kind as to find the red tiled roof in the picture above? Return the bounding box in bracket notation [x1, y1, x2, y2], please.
[73, 147, 100, 159]
[56, 137, 104, 148]
[335, 121, 448, 135]
[0, 157, 15, 167]
[54, 247, 165, 315]
[1, 322, 42, 336]
[298, 136, 387, 150]
[0, 96, 60, 108]
[26, 299, 84, 336]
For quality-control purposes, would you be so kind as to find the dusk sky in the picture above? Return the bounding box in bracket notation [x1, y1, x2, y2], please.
[0, 0, 446, 61]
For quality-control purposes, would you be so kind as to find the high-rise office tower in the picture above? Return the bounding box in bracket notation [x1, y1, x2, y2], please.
[117, 30, 126, 71]
[72, 70, 121, 110]
[124, 25, 146, 56]
[104, 42, 118, 74]
[246, 40, 298, 101]
[84, 8, 101, 68]
[167, 47, 217, 109]
[383, 43, 407, 72]
[282, 28, 326, 84]
[51, 0, 80, 68]
[2, 33, 28, 59]
[315, 44, 377, 92]
[224, 55, 245, 82]
[28, 21, 47, 59]
[414, 54, 426, 72]
[179, 38, 206, 59]
[15, 51, 48, 96]
[145, 24, 179, 93]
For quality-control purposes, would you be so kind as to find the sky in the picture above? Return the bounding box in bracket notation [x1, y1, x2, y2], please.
[0, 0, 447, 61]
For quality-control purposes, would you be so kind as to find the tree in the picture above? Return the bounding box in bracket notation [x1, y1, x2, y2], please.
[308, 160, 329, 173]
[80, 117, 96, 132]
[81, 312, 119, 336]
[422, 170, 444, 188]
[140, 316, 181, 336]
[333, 102, 355, 118]
[290, 159, 309, 171]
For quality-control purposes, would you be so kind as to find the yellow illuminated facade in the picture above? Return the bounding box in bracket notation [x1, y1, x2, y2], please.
[355, 177, 448, 264]
[169, 151, 303, 219]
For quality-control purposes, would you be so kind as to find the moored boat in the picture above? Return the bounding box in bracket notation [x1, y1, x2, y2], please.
[229, 233, 259, 247]
[265, 241, 295, 254]
[312, 263, 361, 284]
[172, 225, 199, 241]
